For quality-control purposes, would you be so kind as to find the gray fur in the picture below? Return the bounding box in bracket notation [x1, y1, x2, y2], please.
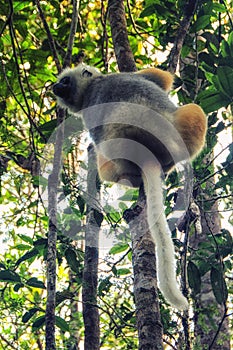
[53, 65, 184, 179]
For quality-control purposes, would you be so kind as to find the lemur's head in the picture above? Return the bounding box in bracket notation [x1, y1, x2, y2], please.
[53, 64, 100, 112]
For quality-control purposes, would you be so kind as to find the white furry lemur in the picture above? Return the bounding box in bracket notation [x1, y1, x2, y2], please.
[53, 64, 207, 310]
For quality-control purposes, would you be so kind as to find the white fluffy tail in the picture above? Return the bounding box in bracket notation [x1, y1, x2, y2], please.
[142, 163, 188, 310]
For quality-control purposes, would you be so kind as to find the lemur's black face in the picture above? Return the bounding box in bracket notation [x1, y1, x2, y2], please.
[53, 69, 94, 111]
[53, 76, 73, 99]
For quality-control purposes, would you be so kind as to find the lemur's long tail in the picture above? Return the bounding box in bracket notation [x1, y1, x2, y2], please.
[142, 163, 188, 310]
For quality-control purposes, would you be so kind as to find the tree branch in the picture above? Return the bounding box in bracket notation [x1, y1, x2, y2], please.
[168, 0, 199, 74]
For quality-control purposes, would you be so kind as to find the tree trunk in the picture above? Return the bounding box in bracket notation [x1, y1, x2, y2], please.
[46, 108, 65, 350]
[108, 0, 137, 72]
[124, 189, 163, 350]
[82, 145, 101, 350]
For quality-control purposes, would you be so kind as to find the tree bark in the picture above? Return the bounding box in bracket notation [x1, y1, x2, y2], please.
[82, 145, 101, 350]
[46, 108, 65, 350]
[124, 190, 163, 350]
[168, 0, 199, 74]
[108, 0, 136, 72]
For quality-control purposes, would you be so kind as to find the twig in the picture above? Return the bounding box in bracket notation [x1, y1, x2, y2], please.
[208, 306, 229, 349]
[194, 159, 233, 188]
[6, 2, 47, 143]
[0, 333, 17, 350]
[63, 0, 80, 68]
[0, 0, 13, 37]
[221, 0, 233, 29]
[100, 0, 109, 70]
[35, 0, 61, 73]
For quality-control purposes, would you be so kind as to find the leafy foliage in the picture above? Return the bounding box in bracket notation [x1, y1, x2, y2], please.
[0, 0, 232, 348]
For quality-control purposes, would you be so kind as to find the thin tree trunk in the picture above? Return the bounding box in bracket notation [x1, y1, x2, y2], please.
[68, 269, 82, 350]
[63, 0, 80, 69]
[124, 189, 163, 350]
[46, 108, 65, 350]
[82, 145, 101, 350]
[168, 0, 199, 74]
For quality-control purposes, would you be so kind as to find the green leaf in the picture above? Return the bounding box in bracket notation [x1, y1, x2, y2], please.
[15, 248, 39, 266]
[191, 15, 211, 32]
[228, 31, 233, 49]
[22, 308, 40, 323]
[209, 42, 218, 55]
[118, 202, 128, 211]
[109, 243, 129, 255]
[187, 262, 201, 295]
[55, 316, 70, 332]
[56, 290, 74, 306]
[38, 119, 58, 138]
[18, 234, 33, 245]
[0, 270, 21, 283]
[14, 244, 32, 251]
[14, 283, 24, 292]
[116, 268, 131, 276]
[140, 5, 157, 17]
[98, 277, 112, 296]
[106, 208, 121, 222]
[210, 267, 228, 304]
[32, 316, 45, 330]
[212, 3, 226, 13]
[181, 45, 191, 59]
[216, 66, 233, 96]
[199, 89, 231, 113]
[37, 176, 48, 188]
[118, 189, 139, 201]
[26, 277, 46, 289]
[76, 195, 85, 215]
[13, 1, 31, 12]
[221, 44, 231, 59]
[65, 248, 81, 273]
[33, 238, 48, 248]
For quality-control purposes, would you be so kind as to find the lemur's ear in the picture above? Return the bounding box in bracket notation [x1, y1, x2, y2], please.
[135, 68, 174, 92]
[82, 69, 93, 78]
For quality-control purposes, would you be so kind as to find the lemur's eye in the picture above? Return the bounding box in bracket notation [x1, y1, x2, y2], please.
[60, 76, 70, 85]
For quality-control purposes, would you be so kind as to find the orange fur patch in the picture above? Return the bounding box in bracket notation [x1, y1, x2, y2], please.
[174, 104, 207, 157]
[136, 68, 174, 91]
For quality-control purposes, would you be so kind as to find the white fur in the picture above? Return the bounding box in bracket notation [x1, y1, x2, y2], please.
[143, 162, 188, 310]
